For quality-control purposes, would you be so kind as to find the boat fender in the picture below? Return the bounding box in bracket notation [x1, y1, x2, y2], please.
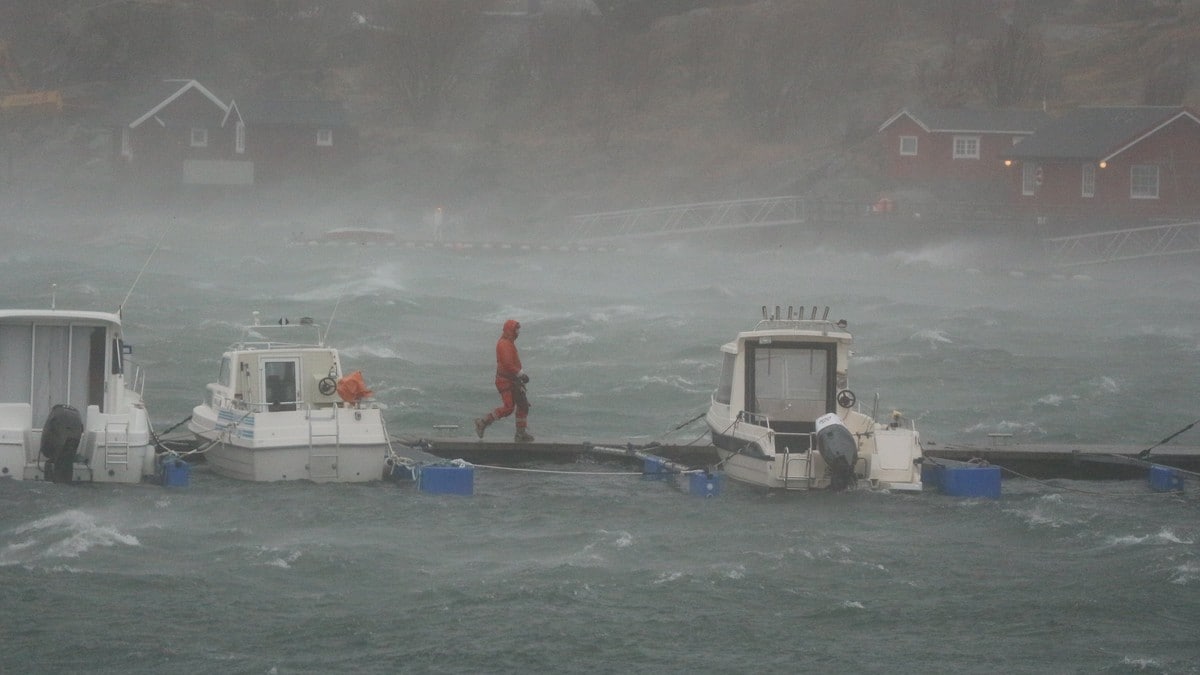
[337, 370, 373, 404]
[815, 413, 858, 491]
[40, 404, 83, 483]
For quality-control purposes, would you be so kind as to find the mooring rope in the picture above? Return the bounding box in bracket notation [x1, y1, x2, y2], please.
[469, 463, 643, 476]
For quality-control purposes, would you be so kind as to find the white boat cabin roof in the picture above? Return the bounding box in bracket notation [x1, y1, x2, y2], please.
[0, 309, 124, 327]
[722, 318, 852, 354]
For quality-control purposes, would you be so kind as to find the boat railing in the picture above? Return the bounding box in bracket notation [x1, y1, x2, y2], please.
[737, 410, 771, 427]
[124, 360, 146, 397]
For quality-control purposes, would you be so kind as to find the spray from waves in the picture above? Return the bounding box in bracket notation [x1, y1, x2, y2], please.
[963, 420, 1046, 436]
[613, 374, 710, 394]
[284, 262, 408, 303]
[537, 331, 596, 351]
[3, 509, 140, 565]
[1104, 528, 1195, 547]
[908, 329, 954, 348]
[339, 343, 406, 360]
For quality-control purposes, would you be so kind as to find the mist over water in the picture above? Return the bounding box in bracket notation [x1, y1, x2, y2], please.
[2, 217, 1199, 673]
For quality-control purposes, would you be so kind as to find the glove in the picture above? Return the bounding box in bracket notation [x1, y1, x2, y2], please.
[519, 373, 530, 384]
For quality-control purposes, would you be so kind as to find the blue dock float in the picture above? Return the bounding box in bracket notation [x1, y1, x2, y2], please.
[923, 458, 1001, 499]
[590, 442, 723, 497]
[1149, 464, 1185, 492]
[157, 456, 191, 487]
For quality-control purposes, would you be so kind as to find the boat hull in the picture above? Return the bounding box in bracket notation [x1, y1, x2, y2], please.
[189, 404, 391, 482]
[202, 441, 391, 482]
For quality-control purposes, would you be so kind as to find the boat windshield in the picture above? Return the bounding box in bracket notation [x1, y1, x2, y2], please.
[747, 343, 833, 424]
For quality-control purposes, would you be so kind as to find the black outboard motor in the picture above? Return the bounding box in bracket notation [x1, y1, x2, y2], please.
[815, 413, 858, 491]
[40, 404, 83, 483]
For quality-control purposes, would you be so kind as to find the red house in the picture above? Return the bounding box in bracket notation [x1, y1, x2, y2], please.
[877, 107, 1051, 198]
[1000, 106, 1200, 222]
[113, 79, 356, 186]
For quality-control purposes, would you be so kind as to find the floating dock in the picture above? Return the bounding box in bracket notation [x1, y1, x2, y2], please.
[407, 435, 1200, 480]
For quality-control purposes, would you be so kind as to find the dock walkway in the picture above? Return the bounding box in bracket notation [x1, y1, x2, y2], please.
[407, 436, 1200, 480]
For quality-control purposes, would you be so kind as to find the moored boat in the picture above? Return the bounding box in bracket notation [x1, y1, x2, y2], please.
[0, 308, 155, 482]
[187, 313, 392, 482]
[705, 305, 923, 491]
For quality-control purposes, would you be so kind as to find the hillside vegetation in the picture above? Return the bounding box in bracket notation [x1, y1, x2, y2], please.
[3, 0, 1200, 235]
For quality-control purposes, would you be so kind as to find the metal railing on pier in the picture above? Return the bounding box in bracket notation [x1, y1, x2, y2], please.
[1045, 220, 1200, 266]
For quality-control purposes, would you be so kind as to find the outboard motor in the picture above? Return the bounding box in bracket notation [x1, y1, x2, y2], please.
[815, 412, 858, 491]
[40, 404, 83, 483]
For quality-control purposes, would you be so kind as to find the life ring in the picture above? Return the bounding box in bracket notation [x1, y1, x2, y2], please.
[318, 376, 338, 396]
[836, 389, 857, 409]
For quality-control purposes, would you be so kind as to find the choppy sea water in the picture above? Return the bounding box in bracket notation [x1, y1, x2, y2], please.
[1, 218, 1198, 673]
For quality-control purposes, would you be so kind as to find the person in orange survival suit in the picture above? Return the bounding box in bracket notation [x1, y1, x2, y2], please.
[475, 319, 533, 442]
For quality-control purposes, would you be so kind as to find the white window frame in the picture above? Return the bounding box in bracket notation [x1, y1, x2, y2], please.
[952, 135, 980, 159]
[1021, 163, 1037, 196]
[190, 127, 208, 148]
[1130, 165, 1159, 199]
[235, 121, 245, 154]
[316, 129, 333, 147]
[1081, 163, 1095, 198]
[899, 135, 917, 156]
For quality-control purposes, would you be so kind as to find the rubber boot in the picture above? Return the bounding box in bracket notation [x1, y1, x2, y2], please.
[514, 427, 535, 443]
[474, 414, 495, 439]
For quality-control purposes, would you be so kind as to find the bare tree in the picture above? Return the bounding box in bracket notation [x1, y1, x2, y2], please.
[1143, 54, 1190, 105]
[977, 22, 1045, 107]
[373, 0, 481, 126]
[724, 0, 887, 139]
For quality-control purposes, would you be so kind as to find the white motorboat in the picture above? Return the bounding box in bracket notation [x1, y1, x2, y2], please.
[0, 308, 156, 483]
[705, 306, 923, 491]
[188, 314, 392, 482]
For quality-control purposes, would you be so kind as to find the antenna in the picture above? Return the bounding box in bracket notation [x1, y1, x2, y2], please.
[119, 229, 168, 314]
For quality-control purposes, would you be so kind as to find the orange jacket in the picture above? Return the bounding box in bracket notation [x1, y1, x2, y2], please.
[495, 319, 522, 388]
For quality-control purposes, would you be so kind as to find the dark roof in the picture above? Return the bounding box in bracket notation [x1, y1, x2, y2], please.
[878, 107, 1051, 134]
[234, 99, 349, 127]
[112, 79, 230, 128]
[113, 80, 349, 128]
[1003, 106, 1200, 161]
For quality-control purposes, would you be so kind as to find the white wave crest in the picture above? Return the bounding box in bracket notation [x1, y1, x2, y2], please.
[909, 329, 953, 347]
[6, 510, 140, 562]
[539, 331, 596, 349]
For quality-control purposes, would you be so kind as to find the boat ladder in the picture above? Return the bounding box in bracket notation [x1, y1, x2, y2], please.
[779, 433, 815, 489]
[306, 408, 340, 480]
[103, 420, 131, 472]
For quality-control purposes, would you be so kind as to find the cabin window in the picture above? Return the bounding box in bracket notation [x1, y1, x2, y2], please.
[317, 129, 333, 146]
[1130, 165, 1159, 199]
[190, 127, 208, 148]
[1081, 163, 1095, 198]
[235, 121, 245, 154]
[218, 356, 233, 387]
[952, 135, 980, 159]
[714, 352, 735, 404]
[899, 136, 917, 156]
[746, 343, 834, 424]
[263, 359, 299, 412]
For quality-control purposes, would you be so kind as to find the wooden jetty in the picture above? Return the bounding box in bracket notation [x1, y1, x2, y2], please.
[400, 435, 1200, 480]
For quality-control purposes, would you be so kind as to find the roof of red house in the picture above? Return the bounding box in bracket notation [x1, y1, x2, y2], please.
[1003, 106, 1200, 161]
[878, 107, 1051, 134]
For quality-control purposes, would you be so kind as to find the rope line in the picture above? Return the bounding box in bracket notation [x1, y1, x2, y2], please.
[470, 463, 643, 476]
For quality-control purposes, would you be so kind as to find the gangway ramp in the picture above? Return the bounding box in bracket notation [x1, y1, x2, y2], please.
[1046, 220, 1200, 267]
[571, 196, 808, 243]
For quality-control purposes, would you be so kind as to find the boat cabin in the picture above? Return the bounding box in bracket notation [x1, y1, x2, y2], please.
[206, 322, 344, 414]
[714, 318, 851, 450]
[0, 310, 137, 429]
